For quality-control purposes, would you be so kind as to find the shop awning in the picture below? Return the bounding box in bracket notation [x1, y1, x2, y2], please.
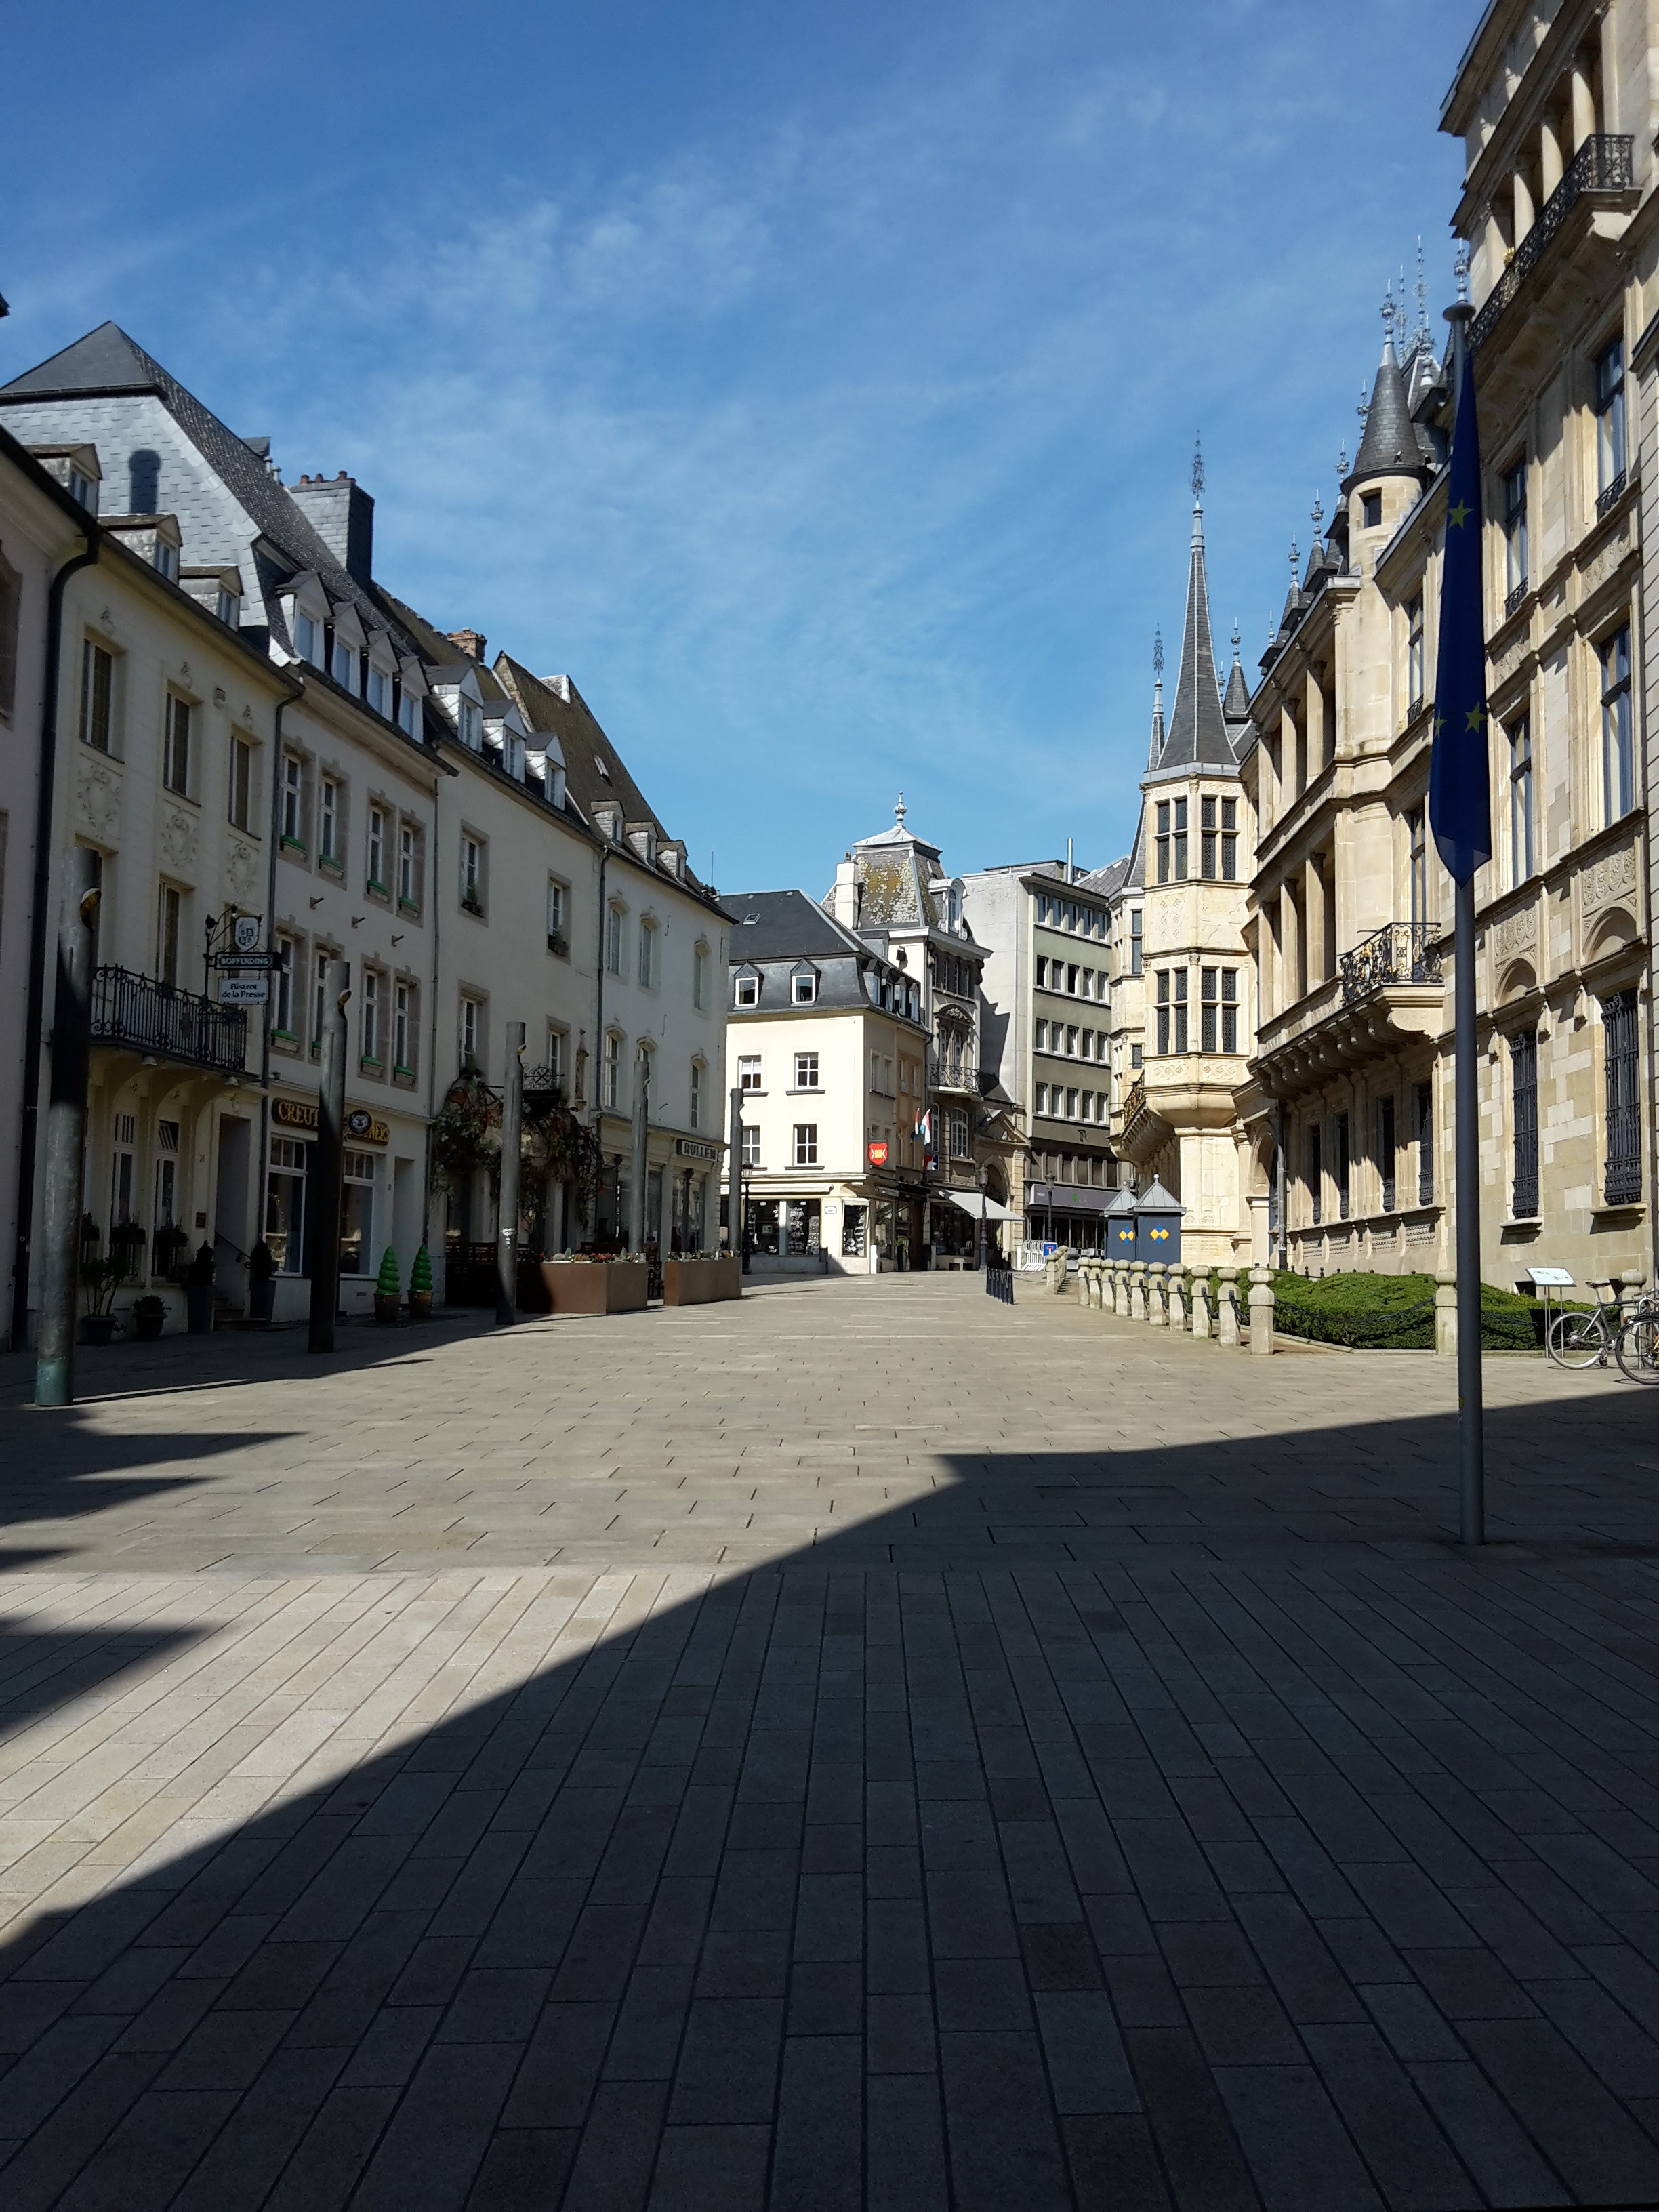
[939, 1191, 1020, 1223]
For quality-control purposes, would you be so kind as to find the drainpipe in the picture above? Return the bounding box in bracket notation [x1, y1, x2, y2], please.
[590, 844, 609, 1236]
[10, 534, 100, 1351]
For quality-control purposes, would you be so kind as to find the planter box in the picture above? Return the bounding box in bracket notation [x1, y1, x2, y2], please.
[539, 1261, 649, 1315]
[663, 1256, 742, 1307]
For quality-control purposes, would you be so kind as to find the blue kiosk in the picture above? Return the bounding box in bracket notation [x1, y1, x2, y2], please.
[1104, 1185, 1138, 1258]
[1132, 1177, 1185, 1265]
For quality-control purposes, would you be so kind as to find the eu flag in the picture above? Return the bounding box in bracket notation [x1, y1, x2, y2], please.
[1429, 345, 1492, 883]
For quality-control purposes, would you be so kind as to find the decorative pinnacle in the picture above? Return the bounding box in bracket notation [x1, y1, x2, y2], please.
[1230, 621, 1241, 659]
[1152, 627, 1164, 679]
[1289, 535, 1300, 580]
[1382, 283, 1396, 350]
[1415, 237, 1429, 346]
[1337, 440, 1349, 480]
[1191, 437, 1204, 504]
[1311, 490, 1324, 535]
[1357, 377, 1370, 426]
[1454, 239, 1470, 302]
[894, 791, 906, 826]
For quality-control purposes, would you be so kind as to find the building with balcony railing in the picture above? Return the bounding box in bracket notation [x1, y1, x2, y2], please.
[1233, 0, 1650, 1284]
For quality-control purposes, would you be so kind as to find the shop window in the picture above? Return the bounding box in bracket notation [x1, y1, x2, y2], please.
[786, 1199, 821, 1255]
[340, 1148, 375, 1273]
[266, 1136, 307, 1272]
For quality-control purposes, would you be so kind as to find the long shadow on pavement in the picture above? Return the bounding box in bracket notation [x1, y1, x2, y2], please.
[0, 1390, 1658, 2209]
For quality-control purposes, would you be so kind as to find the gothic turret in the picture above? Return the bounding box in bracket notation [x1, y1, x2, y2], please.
[1155, 445, 1235, 770]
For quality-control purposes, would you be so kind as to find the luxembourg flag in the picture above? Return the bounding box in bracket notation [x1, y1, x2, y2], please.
[914, 1107, 935, 1164]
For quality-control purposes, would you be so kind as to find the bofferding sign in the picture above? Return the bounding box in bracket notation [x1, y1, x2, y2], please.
[271, 1097, 389, 1145]
[867, 1141, 889, 1166]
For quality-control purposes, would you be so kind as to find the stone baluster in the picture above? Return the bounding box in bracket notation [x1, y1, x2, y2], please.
[1146, 1262, 1167, 1327]
[1166, 1265, 1187, 1332]
[1248, 1265, 1275, 1357]
[1216, 1265, 1240, 1347]
[1619, 1270, 1647, 1327]
[1113, 1263, 1128, 1317]
[1130, 1263, 1147, 1322]
[1191, 1271, 1211, 1339]
[1434, 1270, 1457, 1358]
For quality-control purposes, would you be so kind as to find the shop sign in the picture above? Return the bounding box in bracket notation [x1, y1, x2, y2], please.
[867, 1141, 889, 1166]
[676, 1138, 720, 1161]
[220, 975, 269, 1004]
[270, 1099, 389, 1145]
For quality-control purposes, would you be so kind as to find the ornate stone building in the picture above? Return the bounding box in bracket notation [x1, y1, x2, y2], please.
[1237, 0, 1652, 1288]
[1104, 467, 1258, 1266]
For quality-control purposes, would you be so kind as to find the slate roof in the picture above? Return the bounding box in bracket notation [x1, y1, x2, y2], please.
[1348, 335, 1433, 487]
[1223, 647, 1252, 722]
[725, 889, 866, 964]
[1154, 503, 1235, 771]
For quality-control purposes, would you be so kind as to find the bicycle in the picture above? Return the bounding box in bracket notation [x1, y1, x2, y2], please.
[1614, 1291, 1659, 1385]
[1546, 1281, 1625, 1368]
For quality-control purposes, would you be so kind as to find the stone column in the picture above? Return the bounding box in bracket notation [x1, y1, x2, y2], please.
[1217, 1265, 1240, 1346]
[1539, 115, 1563, 198]
[1146, 1262, 1166, 1326]
[1570, 64, 1596, 152]
[1303, 853, 1327, 989]
[1191, 1273, 1212, 1339]
[1130, 1263, 1147, 1322]
[1434, 1270, 1457, 1358]
[1247, 1193, 1271, 1267]
[1248, 1265, 1275, 1357]
[1167, 1265, 1187, 1332]
[1512, 167, 1535, 243]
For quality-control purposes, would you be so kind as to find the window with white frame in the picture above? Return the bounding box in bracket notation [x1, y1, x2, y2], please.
[394, 979, 414, 1073]
[367, 664, 390, 717]
[734, 969, 758, 1006]
[607, 904, 624, 975]
[162, 694, 190, 796]
[461, 834, 485, 913]
[739, 1054, 762, 1091]
[398, 821, 419, 908]
[293, 609, 322, 666]
[1507, 717, 1533, 884]
[281, 754, 304, 846]
[361, 968, 382, 1065]
[319, 776, 340, 865]
[229, 736, 254, 832]
[1502, 457, 1528, 599]
[603, 1031, 622, 1109]
[793, 1123, 818, 1166]
[741, 1123, 760, 1168]
[367, 806, 387, 891]
[794, 1052, 819, 1090]
[690, 1060, 703, 1129]
[80, 639, 114, 753]
[545, 1027, 565, 1092]
[948, 1109, 969, 1158]
[461, 993, 483, 1068]
[1595, 339, 1626, 497]
[273, 937, 296, 1036]
[458, 697, 483, 749]
[792, 969, 817, 1004]
[547, 878, 567, 950]
[397, 689, 417, 737]
[331, 634, 357, 693]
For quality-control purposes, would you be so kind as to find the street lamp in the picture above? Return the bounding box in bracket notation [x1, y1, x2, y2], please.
[975, 1161, 987, 1273]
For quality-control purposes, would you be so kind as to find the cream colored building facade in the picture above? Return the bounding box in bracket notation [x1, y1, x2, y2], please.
[1237, 0, 1652, 1290]
[1105, 484, 1258, 1267]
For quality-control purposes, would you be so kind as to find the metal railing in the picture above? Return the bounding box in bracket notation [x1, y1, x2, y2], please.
[1471, 136, 1635, 351]
[1595, 468, 1629, 519]
[1339, 924, 1443, 1005]
[1122, 1077, 1147, 1125]
[91, 966, 249, 1076]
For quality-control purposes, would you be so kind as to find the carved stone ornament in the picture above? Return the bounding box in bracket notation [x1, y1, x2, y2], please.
[226, 836, 260, 900]
[1582, 522, 1633, 597]
[159, 805, 198, 873]
[75, 754, 121, 840]
[99, 607, 115, 632]
[1491, 904, 1537, 961]
[1582, 841, 1639, 913]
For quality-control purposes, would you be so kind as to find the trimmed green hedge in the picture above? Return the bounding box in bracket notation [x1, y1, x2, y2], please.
[1192, 1269, 1541, 1351]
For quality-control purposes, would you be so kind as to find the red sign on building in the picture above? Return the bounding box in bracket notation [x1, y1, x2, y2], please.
[867, 1141, 889, 1166]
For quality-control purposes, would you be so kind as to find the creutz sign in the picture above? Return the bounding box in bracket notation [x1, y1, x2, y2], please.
[271, 1097, 390, 1145]
[867, 1141, 889, 1167]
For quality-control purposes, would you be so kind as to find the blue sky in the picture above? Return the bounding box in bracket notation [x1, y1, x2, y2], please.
[5, 0, 1470, 893]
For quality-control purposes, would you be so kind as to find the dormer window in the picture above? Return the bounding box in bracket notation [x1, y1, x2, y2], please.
[367, 665, 390, 716]
[155, 539, 178, 582]
[331, 636, 358, 693]
[216, 586, 239, 626]
[294, 611, 322, 665]
[792, 969, 817, 1006]
[69, 469, 96, 510]
[397, 690, 417, 736]
[735, 971, 759, 1008]
[459, 698, 483, 749]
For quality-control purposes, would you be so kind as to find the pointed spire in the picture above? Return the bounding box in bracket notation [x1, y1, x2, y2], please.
[1223, 621, 1251, 721]
[1158, 456, 1233, 769]
[1414, 237, 1430, 352]
[1348, 285, 1432, 489]
[1147, 628, 1166, 769]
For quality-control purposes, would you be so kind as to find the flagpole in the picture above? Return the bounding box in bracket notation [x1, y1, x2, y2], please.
[1444, 298, 1485, 1545]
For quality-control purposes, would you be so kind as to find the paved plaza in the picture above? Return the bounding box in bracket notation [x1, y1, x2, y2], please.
[0, 1275, 1656, 2209]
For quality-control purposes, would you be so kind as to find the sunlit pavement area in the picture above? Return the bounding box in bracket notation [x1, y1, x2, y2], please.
[0, 1275, 1656, 2209]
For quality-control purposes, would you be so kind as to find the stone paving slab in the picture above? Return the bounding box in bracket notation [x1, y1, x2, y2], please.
[0, 1276, 1656, 2207]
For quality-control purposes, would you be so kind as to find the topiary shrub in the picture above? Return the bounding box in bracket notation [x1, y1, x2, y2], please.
[375, 1246, 401, 1297]
[410, 1245, 433, 1296]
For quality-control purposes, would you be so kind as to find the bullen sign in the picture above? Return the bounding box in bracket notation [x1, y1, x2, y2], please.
[271, 1098, 389, 1145]
[675, 1138, 720, 1162]
[867, 1141, 889, 1167]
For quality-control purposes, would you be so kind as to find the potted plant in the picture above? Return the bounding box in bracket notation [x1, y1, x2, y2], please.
[77, 1254, 123, 1344]
[249, 1238, 276, 1323]
[373, 1246, 401, 1324]
[184, 1242, 216, 1334]
[408, 1244, 434, 1321]
[131, 1294, 167, 1342]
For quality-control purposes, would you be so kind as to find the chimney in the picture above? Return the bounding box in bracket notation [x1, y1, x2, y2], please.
[288, 470, 375, 583]
[447, 630, 487, 661]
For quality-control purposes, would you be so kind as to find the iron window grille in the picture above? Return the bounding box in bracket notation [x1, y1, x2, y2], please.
[1511, 1029, 1540, 1219]
[1602, 988, 1641, 1206]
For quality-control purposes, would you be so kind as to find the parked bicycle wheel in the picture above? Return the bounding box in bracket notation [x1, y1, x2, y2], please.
[1614, 1313, 1659, 1385]
[1547, 1309, 1610, 1368]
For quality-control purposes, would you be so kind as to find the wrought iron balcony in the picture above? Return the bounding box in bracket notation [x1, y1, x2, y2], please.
[1339, 924, 1442, 1006]
[91, 966, 249, 1076]
[1595, 468, 1629, 520]
[1471, 136, 1635, 352]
